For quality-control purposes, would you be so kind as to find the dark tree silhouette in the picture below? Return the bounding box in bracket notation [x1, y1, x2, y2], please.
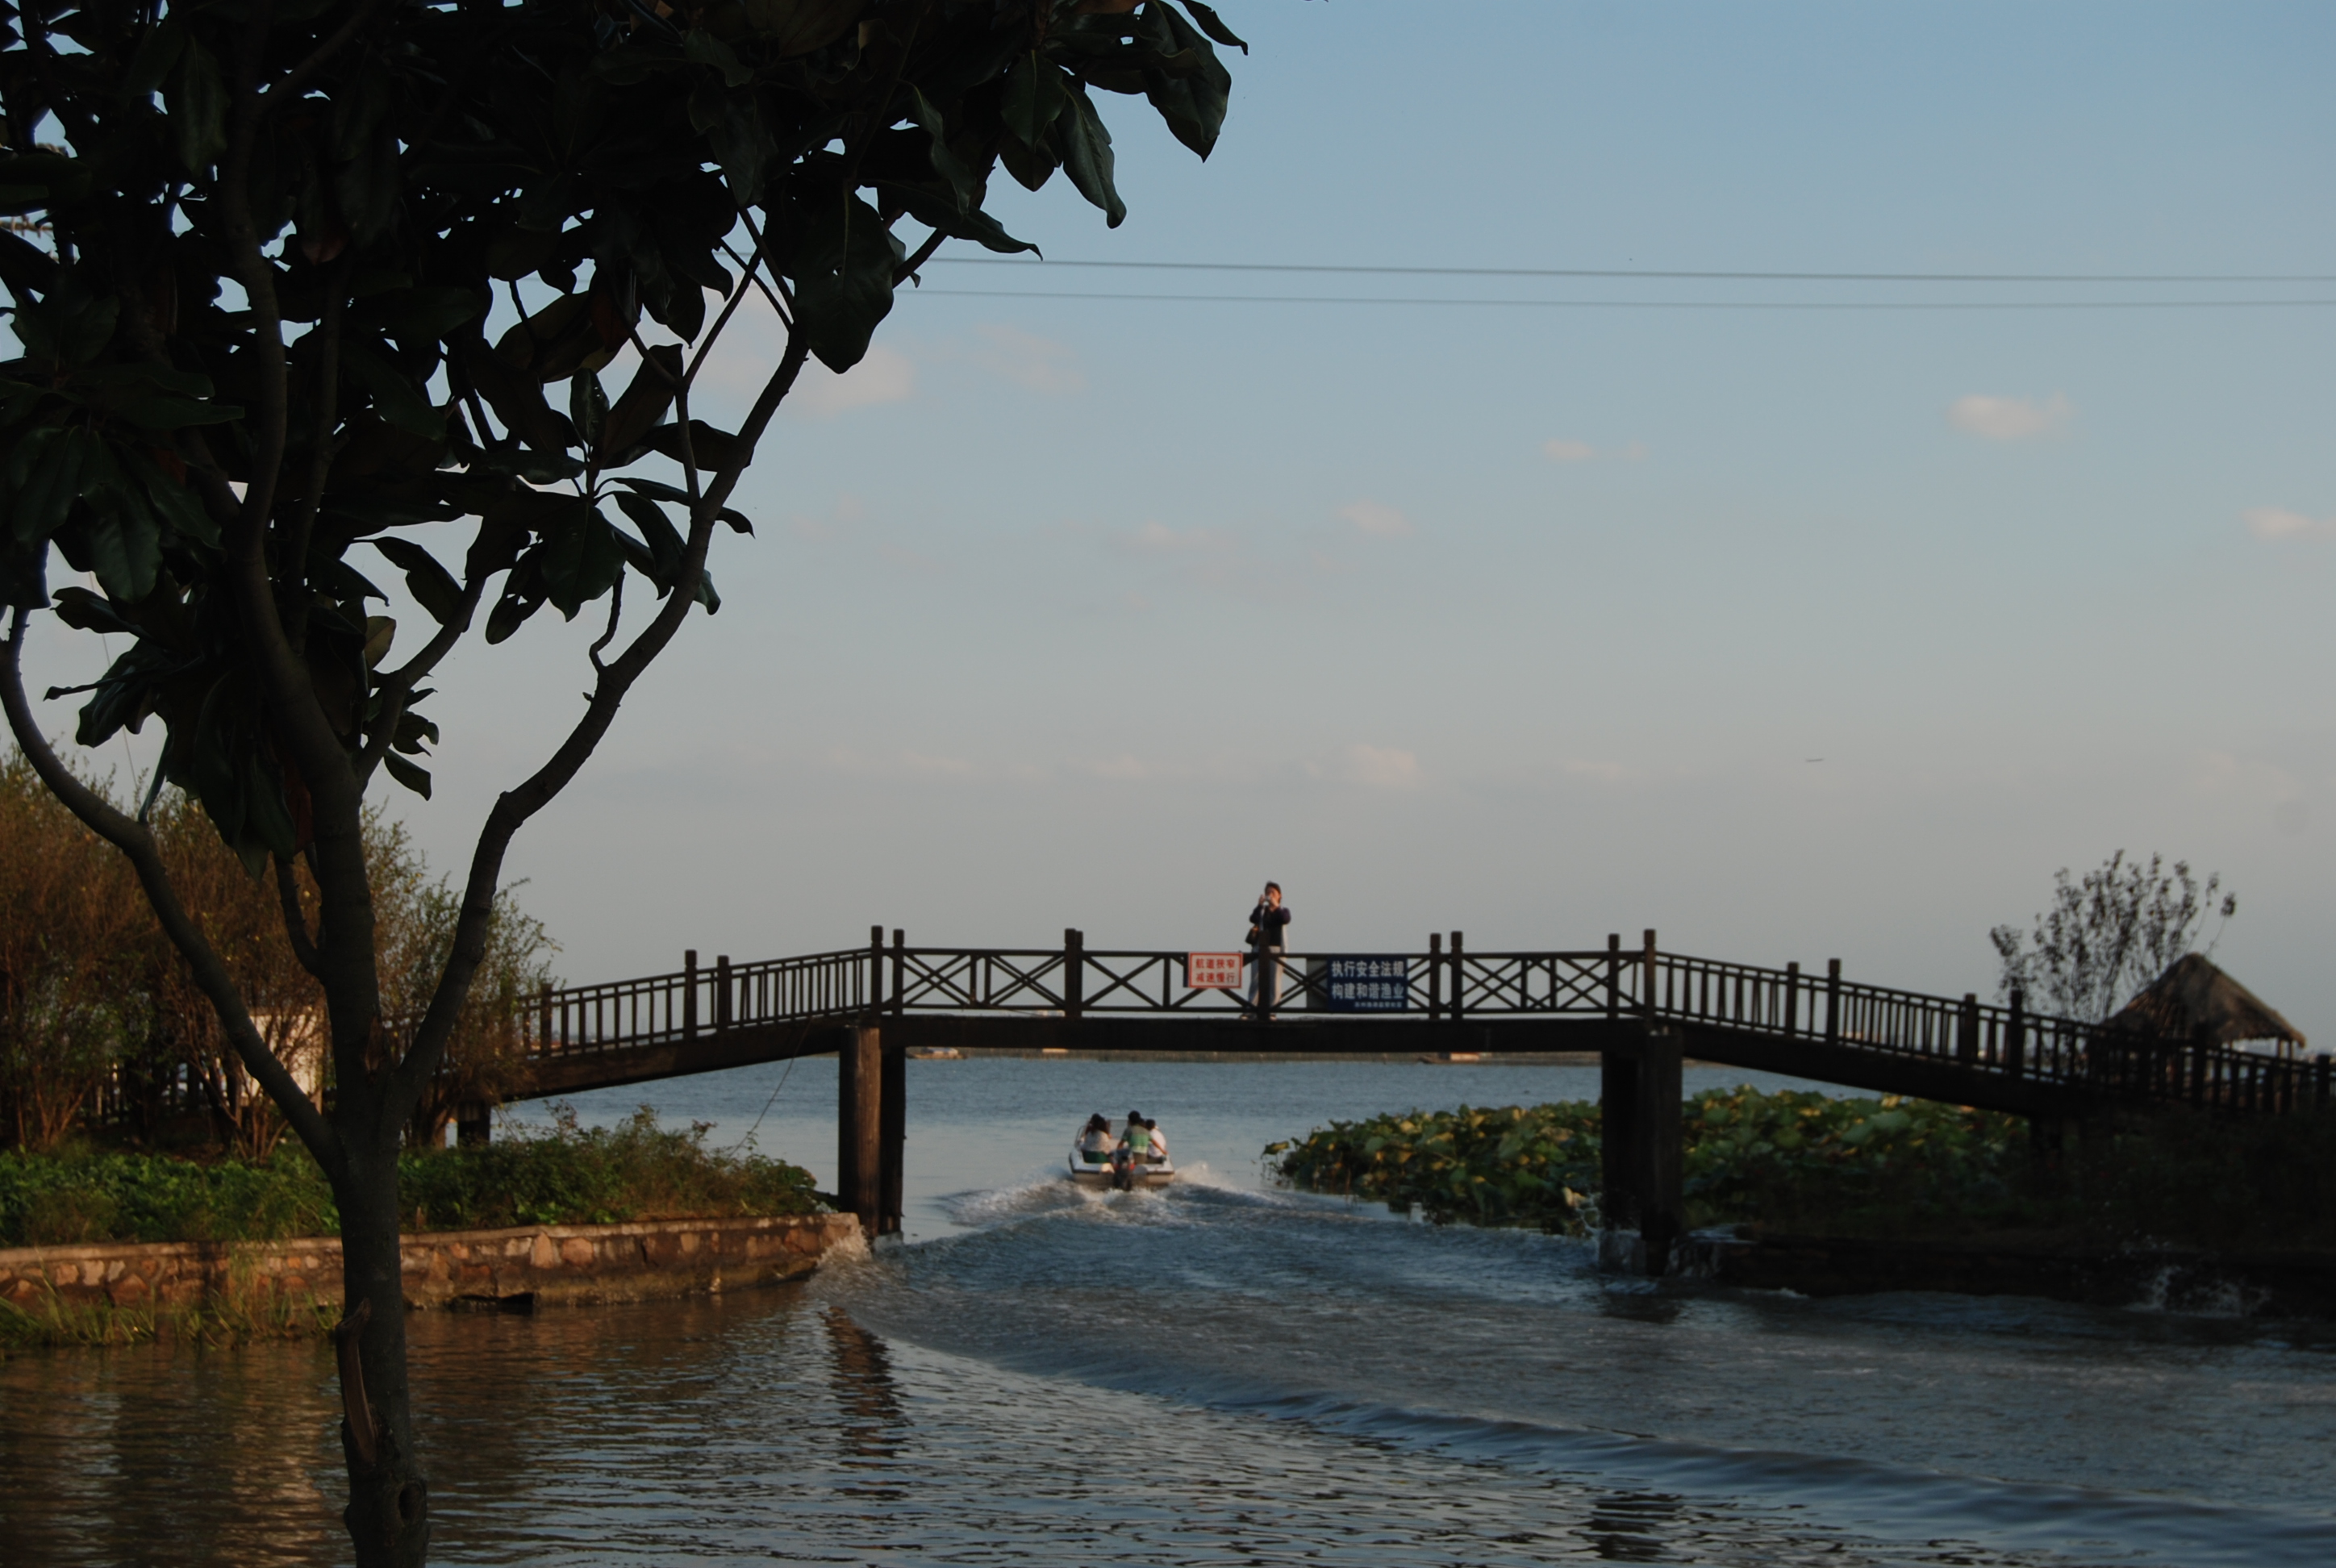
[0, 2, 1245, 1560]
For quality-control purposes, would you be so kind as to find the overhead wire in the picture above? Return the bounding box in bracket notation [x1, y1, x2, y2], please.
[914, 287, 2336, 311]
[929, 257, 2336, 285]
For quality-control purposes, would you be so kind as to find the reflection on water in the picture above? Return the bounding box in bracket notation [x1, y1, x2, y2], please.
[8, 1060, 2336, 1566]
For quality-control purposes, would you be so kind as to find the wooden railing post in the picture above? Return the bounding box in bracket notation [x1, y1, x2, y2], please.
[868, 924, 884, 1020]
[1784, 962, 1800, 1036]
[891, 929, 906, 1018]
[1428, 933, 1443, 1022]
[2006, 988, 2026, 1078]
[1450, 932, 1465, 1021]
[1064, 928, 1084, 1022]
[1825, 958, 1841, 1046]
[1641, 929, 1657, 1023]
[538, 982, 553, 1056]
[1606, 933, 1621, 1020]
[1958, 994, 1979, 1065]
[2317, 1053, 2332, 1111]
[715, 955, 732, 1032]
[683, 949, 699, 1040]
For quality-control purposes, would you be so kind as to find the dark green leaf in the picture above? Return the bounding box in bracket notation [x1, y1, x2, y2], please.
[7, 427, 69, 542]
[638, 420, 749, 474]
[165, 40, 229, 173]
[349, 286, 486, 340]
[341, 341, 445, 438]
[1178, 2, 1249, 52]
[876, 181, 1039, 257]
[370, 536, 467, 624]
[790, 192, 900, 373]
[123, 15, 190, 98]
[382, 749, 432, 799]
[1054, 84, 1127, 227]
[906, 85, 978, 214]
[611, 490, 684, 585]
[611, 474, 753, 533]
[1002, 53, 1068, 149]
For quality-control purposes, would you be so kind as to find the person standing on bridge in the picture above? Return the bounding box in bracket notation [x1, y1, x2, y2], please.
[1248, 882, 1291, 1020]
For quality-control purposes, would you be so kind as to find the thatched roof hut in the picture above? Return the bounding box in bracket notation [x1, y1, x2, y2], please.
[2108, 953, 2308, 1055]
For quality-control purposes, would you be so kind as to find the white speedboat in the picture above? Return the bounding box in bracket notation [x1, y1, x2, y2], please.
[1067, 1120, 1177, 1189]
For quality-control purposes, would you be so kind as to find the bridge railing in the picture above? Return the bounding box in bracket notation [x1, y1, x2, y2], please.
[497, 928, 2331, 1117]
[524, 947, 870, 1065]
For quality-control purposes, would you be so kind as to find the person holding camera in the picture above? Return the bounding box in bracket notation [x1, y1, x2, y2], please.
[1247, 882, 1291, 1020]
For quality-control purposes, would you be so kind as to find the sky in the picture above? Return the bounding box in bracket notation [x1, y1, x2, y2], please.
[20, 2, 2336, 1040]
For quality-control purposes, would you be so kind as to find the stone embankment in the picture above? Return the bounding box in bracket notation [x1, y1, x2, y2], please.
[0, 1212, 863, 1315]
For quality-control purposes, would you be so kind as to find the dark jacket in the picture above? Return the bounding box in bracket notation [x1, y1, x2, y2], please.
[1249, 901, 1291, 950]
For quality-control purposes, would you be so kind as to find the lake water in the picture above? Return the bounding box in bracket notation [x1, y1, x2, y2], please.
[6, 1057, 2335, 1566]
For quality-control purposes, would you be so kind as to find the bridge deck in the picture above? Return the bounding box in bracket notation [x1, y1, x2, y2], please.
[503, 929, 2332, 1121]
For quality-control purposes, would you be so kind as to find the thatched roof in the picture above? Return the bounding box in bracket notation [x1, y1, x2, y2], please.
[2107, 953, 2306, 1049]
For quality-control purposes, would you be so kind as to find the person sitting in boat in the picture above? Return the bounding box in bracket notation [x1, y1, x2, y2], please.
[1119, 1112, 1154, 1166]
[1076, 1113, 1115, 1166]
[1140, 1117, 1170, 1164]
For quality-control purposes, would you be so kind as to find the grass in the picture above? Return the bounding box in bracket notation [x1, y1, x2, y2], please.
[1266, 1086, 2336, 1250]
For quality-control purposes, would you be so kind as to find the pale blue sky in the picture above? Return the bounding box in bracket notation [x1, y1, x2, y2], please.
[24, 2, 2336, 1039]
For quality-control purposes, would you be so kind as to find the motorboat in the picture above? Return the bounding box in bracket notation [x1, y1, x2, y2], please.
[1067, 1119, 1177, 1190]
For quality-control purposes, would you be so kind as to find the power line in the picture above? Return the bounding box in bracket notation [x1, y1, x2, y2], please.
[929, 256, 2336, 285]
[917, 288, 2336, 311]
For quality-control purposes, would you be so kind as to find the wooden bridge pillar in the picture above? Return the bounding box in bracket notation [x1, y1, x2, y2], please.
[837, 1024, 885, 1236]
[1600, 1023, 1683, 1277]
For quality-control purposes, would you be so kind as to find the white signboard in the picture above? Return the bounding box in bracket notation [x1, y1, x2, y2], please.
[1187, 952, 1245, 990]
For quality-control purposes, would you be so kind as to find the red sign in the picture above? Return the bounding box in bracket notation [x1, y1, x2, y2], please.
[1187, 952, 1245, 990]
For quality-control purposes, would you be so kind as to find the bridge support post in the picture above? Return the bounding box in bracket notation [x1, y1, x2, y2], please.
[1599, 1025, 1683, 1277]
[878, 1032, 905, 1236]
[455, 1103, 491, 1148]
[838, 1025, 884, 1237]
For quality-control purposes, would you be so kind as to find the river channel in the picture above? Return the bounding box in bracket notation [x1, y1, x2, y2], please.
[7, 1057, 2335, 1566]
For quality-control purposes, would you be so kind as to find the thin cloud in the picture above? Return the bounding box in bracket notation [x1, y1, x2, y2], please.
[1124, 519, 1227, 554]
[970, 323, 1087, 394]
[788, 345, 916, 416]
[1541, 439, 1647, 463]
[1947, 393, 2072, 441]
[1337, 499, 1412, 537]
[1342, 744, 1420, 789]
[2244, 507, 2336, 541]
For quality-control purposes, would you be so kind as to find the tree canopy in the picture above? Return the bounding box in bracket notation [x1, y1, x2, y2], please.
[1, 3, 1245, 1562]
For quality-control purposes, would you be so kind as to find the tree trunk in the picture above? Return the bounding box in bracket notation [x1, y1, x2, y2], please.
[333, 1128, 431, 1566]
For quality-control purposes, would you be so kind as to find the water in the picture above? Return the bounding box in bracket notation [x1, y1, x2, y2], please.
[7, 1057, 2335, 1566]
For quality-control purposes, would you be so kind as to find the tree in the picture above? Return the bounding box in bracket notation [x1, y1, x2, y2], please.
[0, 749, 147, 1148]
[0, 2, 1244, 1561]
[1989, 851, 2236, 1022]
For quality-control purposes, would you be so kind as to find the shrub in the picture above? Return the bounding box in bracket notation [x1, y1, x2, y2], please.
[0, 1107, 817, 1246]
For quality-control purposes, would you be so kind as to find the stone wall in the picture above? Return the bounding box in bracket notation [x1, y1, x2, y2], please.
[0, 1211, 863, 1315]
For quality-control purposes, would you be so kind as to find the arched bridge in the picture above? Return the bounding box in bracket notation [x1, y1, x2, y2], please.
[480, 928, 2328, 1272]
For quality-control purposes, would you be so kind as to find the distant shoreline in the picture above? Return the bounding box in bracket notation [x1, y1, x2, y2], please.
[924, 1048, 1612, 1065]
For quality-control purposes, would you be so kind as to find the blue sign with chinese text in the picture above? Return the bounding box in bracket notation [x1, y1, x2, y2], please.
[1320, 956, 1411, 1012]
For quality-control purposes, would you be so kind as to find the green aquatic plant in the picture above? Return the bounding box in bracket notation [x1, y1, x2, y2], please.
[1266, 1087, 2029, 1236]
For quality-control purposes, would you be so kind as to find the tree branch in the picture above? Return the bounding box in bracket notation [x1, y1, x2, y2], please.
[277, 855, 327, 978]
[2, 609, 340, 1168]
[391, 331, 814, 1104]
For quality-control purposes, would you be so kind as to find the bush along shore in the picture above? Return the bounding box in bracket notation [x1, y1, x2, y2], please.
[2, 1109, 823, 1349]
[1266, 1086, 2336, 1255]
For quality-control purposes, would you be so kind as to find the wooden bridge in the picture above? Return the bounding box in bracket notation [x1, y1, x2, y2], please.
[485, 928, 2332, 1274]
